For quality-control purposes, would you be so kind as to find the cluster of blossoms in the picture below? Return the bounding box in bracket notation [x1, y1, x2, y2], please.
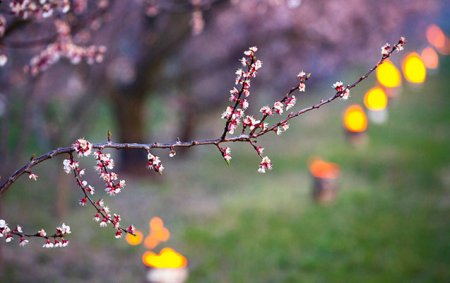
[92, 198, 134, 239]
[297, 70, 310, 92]
[219, 47, 312, 173]
[0, 219, 71, 248]
[147, 152, 164, 174]
[221, 46, 262, 135]
[9, 0, 70, 20]
[332, 81, 350, 100]
[94, 150, 126, 196]
[25, 20, 106, 76]
[381, 36, 406, 56]
[63, 138, 133, 240]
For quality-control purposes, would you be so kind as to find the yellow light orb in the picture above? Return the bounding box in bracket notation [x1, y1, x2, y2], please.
[343, 105, 368, 133]
[402, 52, 426, 84]
[376, 59, 402, 88]
[364, 87, 388, 111]
[421, 47, 439, 70]
[126, 229, 143, 246]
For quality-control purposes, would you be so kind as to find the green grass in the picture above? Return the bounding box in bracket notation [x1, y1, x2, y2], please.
[1, 59, 450, 282]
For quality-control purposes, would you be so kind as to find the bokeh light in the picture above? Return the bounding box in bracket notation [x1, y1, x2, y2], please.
[421, 47, 439, 70]
[376, 60, 402, 88]
[126, 229, 144, 246]
[364, 86, 388, 111]
[402, 52, 426, 84]
[426, 24, 446, 50]
[309, 158, 340, 179]
[343, 105, 368, 133]
[142, 248, 188, 269]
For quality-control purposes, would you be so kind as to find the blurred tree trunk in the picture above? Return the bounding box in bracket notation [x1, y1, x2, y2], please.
[109, 12, 193, 174]
[111, 90, 148, 174]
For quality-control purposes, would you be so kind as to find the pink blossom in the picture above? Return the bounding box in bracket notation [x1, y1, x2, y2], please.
[85, 185, 95, 195]
[273, 101, 284, 115]
[56, 223, 71, 235]
[381, 43, 391, 56]
[240, 57, 248, 66]
[93, 213, 101, 222]
[147, 152, 164, 174]
[95, 199, 105, 208]
[258, 156, 273, 173]
[396, 36, 406, 51]
[19, 237, 29, 247]
[220, 147, 232, 162]
[79, 197, 87, 206]
[256, 146, 264, 156]
[229, 88, 239, 101]
[243, 116, 260, 130]
[298, 82, 306, 92]
[127, 225, 135, 235]
[14, 225, 23, 233]
[61, 238, 69, 247]
[333, 81, 344, 92]
[43, 239, 53, 248]
[63, 159, 79, 174]
[73, 138, 92, 157]
[297, 70, 306, 78]
[253, 60, 262, 71]
[5, 233, 13, 243]
[341, 88, 351, 100]
[260, 106, 273, 116]
[38, 229, 47, 237]
[276, 123, 290, 135]
[100, 219, 108, 228]
[221, 106, 234, 120]
[240, 99, 249, 110]
[244, 46, 258, 57]
[285, 96, 296, 110]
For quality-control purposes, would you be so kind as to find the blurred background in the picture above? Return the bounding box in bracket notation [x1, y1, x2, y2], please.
[0, 0, 449, 282]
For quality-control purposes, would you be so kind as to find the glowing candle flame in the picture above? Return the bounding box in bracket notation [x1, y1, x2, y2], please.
[343, 105, 368, 133]
[421, 47, 439, 70]
[142, 248, 188, 269]
[376, 59, 402, 88]
[364, 86, 388, 111]
[402, 52, 426, 84]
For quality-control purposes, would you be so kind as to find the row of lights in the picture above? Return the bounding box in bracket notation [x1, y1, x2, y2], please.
[343, 24, 447, 141]
[311, 24, 448, 203]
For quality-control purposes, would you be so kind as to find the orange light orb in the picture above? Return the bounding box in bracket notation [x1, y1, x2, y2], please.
[309, 158, 340, 179]
[364, 87, 388, 111]
[126, 229, 143, 246]
[343, 105, 368, 133]
[402, 52, 426, 84]
[376, 59, 402, 88]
